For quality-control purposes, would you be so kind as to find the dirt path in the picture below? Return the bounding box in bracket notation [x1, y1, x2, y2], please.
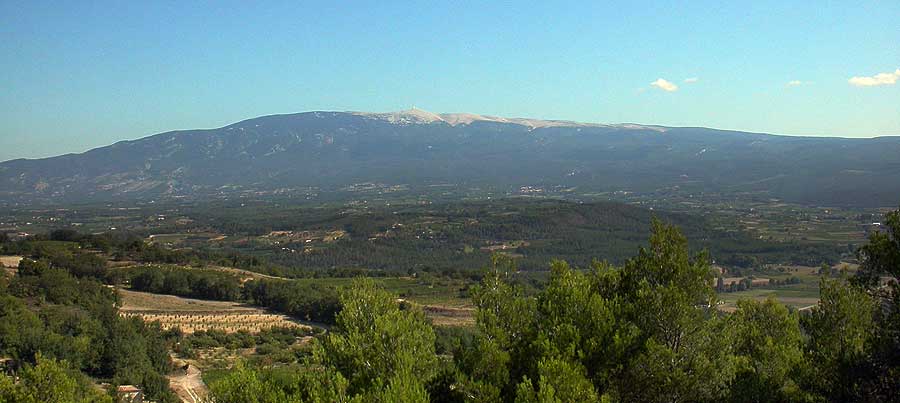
[205, 265, 289, 282]
[168, 357, 208, 403]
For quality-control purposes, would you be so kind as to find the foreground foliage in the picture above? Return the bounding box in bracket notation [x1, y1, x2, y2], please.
[207, 211, 900, 403]
[2, 206, 898, 402]
[0, 260, 177, 402]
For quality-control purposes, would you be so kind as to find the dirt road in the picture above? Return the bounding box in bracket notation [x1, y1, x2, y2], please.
[169, 357, 208, 403]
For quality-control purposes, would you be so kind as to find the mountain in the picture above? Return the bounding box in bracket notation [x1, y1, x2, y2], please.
[1, 109, 899, 206]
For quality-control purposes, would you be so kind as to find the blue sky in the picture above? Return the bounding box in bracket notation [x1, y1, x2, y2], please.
[1, 0, 898, 161]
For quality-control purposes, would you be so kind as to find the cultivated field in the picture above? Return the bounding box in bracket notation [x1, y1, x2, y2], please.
[118, 289, 308, 334]
[718, 289, 820, 312]
[714, 263, 865, 312]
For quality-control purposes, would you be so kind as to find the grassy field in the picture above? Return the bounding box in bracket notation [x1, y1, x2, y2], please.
[118, 289, 310, 334]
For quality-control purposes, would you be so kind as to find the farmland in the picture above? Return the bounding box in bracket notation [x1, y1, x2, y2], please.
[0, 197, 868, 276]
[118, 289, 311, 334]
[719, 288, 821, 312]
[0, 196, 872, 335]
[119, 268, 477, 327]
[715, 264, 856, 311]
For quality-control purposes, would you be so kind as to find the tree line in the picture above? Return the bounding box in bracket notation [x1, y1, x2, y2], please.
[0, 228, 274, 277]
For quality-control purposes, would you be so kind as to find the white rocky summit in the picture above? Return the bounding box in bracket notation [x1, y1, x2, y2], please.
[352, 108, 666, 131]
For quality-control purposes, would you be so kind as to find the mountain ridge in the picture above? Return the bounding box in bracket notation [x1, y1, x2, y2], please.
[8, 108, 894, 166]
[2, 110, 899, 207]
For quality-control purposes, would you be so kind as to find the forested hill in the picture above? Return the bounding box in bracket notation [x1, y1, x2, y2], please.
[2, 109, 899, 206]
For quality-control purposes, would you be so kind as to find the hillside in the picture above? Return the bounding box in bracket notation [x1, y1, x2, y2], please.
[2, 109, 899, 206]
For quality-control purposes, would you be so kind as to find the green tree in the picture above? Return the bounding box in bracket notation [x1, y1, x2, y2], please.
[295, 355, 356, 403]
[803, 279, 875, 400]
[613, 219, 734, 403]
[0, 294, 44, 361]
[727, 297, 804, 402]
[851, 205, 900, 399]
[367, 368, 430, 403]
[855, 207, 900, 287]
[514, 358, 600, 403]
[0, 354, 112, 403]
[315, 278, 438, 397]
[208, 361, 296, 403]
[530, 261, 633, 392]
[462, 254, 536, 399]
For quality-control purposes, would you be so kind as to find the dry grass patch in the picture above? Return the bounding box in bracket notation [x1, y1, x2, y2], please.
[0, 255, 23, 268]
[0, 256, 22, 277]
[422, 305, 475, 327]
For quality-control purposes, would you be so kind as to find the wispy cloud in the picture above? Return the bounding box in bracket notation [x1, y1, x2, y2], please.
[684, 77, 699, 83]
[848, 69, 900, 87]
[650, 78, 678, 92]
[786, 80, 806, 87]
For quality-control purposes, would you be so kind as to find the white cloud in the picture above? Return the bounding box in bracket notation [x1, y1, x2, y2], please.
[848, 69, 900, 87]
[684, 77, 699, 83]
[650, 78, 678, 92]
[787, 80, 804, 86]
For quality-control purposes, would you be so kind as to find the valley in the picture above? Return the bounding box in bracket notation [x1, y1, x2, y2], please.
[2, 184, 896, 402]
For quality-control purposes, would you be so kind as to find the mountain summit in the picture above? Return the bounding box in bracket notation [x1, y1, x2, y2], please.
[352, 108, 663, 130]
[1, 110, 898, 206]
